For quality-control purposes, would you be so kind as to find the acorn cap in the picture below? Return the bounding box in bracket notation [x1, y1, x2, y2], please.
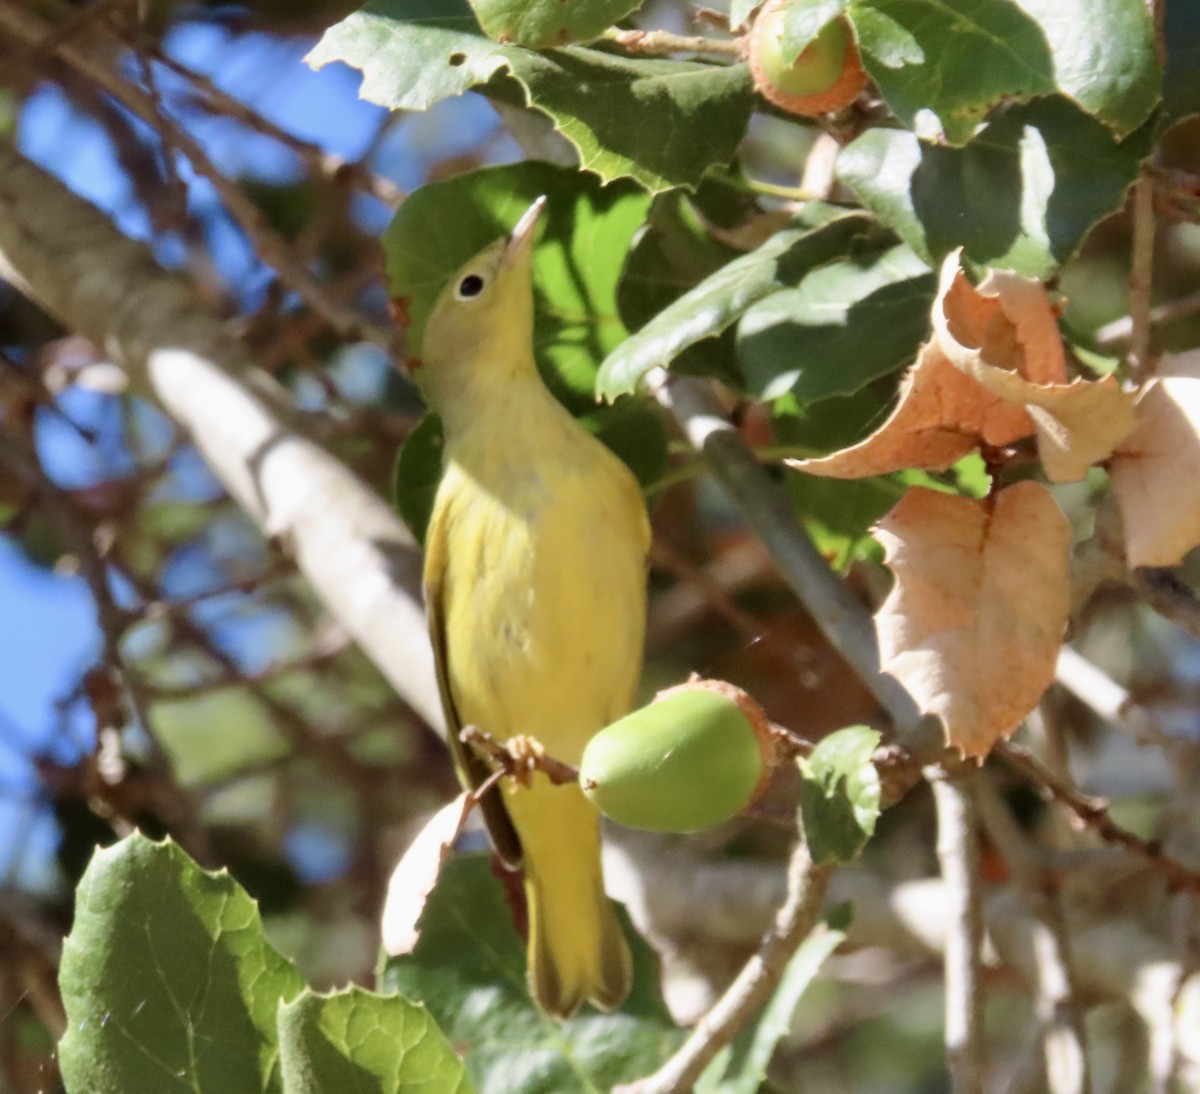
[749, 4, 867, 117]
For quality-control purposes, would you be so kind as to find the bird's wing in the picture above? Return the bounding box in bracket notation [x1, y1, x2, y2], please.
[424, 504, 523, 866]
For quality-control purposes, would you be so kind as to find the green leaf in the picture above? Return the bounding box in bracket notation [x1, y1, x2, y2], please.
[849, 0, 1055, 145]
[786, 471, 902, 568]
[847, 0, 1159, 145]
[737, 242, 934, 401]
[384, 161, 651, 408]
[781, 0, 852, 62]
[837, 96, 1153, 278]
[695, 910, 849, 1094]
[277, 986, 475, 1094]
[1011, 0, 1161, 138]
[380, 855, 683, 1093]
[393, 412, 445, 547]
[58, 833, 305, 1094]
[309, 0, 755, 193]
[618, 192, 740, 334]
[798, 725, 882, 864]
[616, 191, 743, 383]
[597, 205, 873, 399]
[469, 0, 645, 47]
[1163, 0, 1200, 126]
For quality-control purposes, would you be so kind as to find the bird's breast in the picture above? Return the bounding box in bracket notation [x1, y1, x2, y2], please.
[433, 443, 647, 761]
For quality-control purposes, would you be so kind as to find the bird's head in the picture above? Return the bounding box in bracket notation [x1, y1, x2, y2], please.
[414, 197, 545, 414]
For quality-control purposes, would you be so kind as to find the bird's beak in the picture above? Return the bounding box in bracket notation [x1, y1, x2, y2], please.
[503, 196, 546, 267]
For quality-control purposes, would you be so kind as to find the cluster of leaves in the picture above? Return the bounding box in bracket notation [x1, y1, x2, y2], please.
[315, 0, 1188, 750]
[59, 716, 877, 1091]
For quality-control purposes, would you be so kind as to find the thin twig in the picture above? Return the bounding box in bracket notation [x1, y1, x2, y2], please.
[1127, 171, 1157, 382]
[930, 770, 987, 1094]
[1093, 289, 1200, 349]
[0, 1, 394, 348]
[974, 775, 1091, 1094]
[1130, 568, 1200, 641]
[0, 430, 218, 860]
[616, 840, 834, 1094]
[997, 741, 1200, 892]
[458, 726, 580, 787]
[131, 38, 403, 208]
[603, 27, 743, 57]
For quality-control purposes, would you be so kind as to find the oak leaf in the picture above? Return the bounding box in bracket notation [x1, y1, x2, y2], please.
[874, 483, 1070, 758]
[787, 346, 1033, 478]
[1109, 352, 1200, 567]
[935, 258, 1136, 482]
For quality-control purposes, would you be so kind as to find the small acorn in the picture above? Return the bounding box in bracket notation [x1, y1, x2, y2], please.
[580, 679, 778, 833]
[748, 1, 867, 117]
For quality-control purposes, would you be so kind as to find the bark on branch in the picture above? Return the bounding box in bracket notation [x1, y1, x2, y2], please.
[0, 139, 443, 730]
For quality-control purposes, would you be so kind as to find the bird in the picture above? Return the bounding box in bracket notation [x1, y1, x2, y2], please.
[415, 197, 650, 1018]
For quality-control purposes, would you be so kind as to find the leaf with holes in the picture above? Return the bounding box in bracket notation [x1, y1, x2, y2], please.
[309, 0, 754, 192]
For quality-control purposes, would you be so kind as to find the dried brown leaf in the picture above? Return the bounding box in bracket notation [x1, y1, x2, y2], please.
[787, 346, 1033, 479]
[874, 483, 1070, 758]
[381, 791, 475, 956]
[1109, 352, 1200, 567]
[936, 262, 1068, 384]
[934, 256, 1136, 482]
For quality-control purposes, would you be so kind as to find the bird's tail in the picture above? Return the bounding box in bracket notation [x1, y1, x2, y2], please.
[507, 779, 632, 1019]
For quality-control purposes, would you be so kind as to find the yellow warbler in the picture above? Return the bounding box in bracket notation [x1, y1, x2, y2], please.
[417, 197, 650, 1018]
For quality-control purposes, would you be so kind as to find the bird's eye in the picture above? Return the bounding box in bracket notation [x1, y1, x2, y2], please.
[457, 274, 485, 299]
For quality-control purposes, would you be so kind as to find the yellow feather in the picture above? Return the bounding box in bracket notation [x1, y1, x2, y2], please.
[418, 199, 649, 1017]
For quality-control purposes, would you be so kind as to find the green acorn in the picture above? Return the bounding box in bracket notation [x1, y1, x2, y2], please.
[580, 679, 778, 833]
[749, 2, 867, 117]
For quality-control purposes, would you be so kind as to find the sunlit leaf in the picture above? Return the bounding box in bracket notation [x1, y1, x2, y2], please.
[737, 242, 934, 401]
[59, 834, 305, 1094]
[1109, 352, 1200, 567]
[468, 0, 646, 47]
[798, 725, 882, 863]
[309, 0, 754, 192]
[838, 97, 1153, 278]
[278, 986, 474, 1094]
[848, 0, 1159, 144]
[598, 206, 873, 399]
[383, 161, 650, 408]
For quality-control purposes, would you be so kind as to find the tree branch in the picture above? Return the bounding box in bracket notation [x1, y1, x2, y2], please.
[647, 370, 934, 753]
[931, 770, 987, 1094]
[616, 839, 834, 1094]
[974, 775, 1091, 1094]
[0, 138, 444, 732]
